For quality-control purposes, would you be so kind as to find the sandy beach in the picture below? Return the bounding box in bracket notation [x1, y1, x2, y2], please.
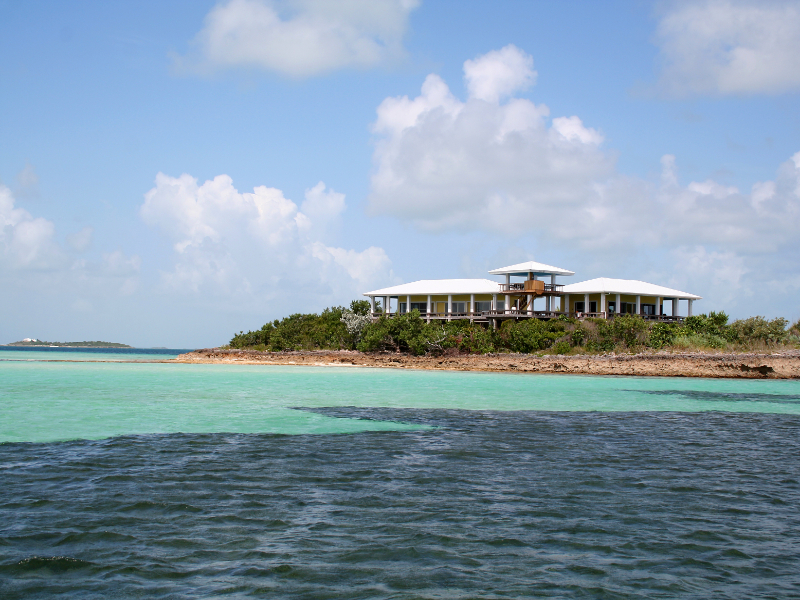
[175, 348, 800, 379]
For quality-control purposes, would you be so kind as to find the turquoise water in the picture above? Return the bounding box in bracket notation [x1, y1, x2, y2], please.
[1, 355, 798, 443]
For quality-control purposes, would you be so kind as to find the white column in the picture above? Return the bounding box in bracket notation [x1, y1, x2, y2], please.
[600, 293, 606, 316]
[616, 293, 621, 316]
[407, 295, 411, 315]
[636, 295, 641, 315]
[546, 296, 551, 312]
[470, 293, 475, 315]
[386, 296, 391, 315]
[584, 293, 590, 314]
[447, 294, 452, 321]
[656, 297, 662, 316]
[564, 294, 569, 314]
[672, 298, 677, 317]
[369, 296, 375, 315]
[426, 295, 431, 323]
[527, 294, 532, 315]
[506, 274, 510, 287]
[688, 299, 693, 317]
[492, 293, 497, 311]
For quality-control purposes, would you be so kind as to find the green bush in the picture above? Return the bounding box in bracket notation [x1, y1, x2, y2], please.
[443, 321, 496, 354]
[672, 333, 728, 350]
[229, 322, 275, 349]
[727, 316, 788, 345]
[358, 311, 428, 354]
[551, 340, 571, 355]
[498, 318, 566, 353]
[648, 322, 679, 349]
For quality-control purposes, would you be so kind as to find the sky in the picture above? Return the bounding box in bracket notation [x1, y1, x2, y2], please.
[1, 0, 799, 348]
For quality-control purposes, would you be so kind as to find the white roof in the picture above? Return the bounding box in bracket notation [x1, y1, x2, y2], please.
[562, 278, 701, 300]
[489, 260, 574, 277]
[365, 279, 502, 296]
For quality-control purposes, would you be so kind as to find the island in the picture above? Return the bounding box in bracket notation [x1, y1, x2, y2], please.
[5, 339, 132, 348]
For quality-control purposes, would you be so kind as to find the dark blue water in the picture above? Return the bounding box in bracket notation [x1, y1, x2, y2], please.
[0, 347, 192, 361]
[2, 410, 799, 598]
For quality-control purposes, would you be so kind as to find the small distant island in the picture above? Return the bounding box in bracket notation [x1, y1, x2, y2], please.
[5, 339, 132, 348]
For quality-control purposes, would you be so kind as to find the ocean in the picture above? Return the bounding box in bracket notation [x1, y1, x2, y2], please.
[1, 348, 799, 598]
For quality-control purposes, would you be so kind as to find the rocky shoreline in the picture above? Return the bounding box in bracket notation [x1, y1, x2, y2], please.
[175, 348, 800, 379]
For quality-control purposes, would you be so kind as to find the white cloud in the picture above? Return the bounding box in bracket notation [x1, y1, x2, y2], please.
[140, 173, 397, 304]
[463, 44, 536, 103]
[0, 184, 62, 270]
[654, 0, 800, 96]
[179, 0, 419, 77]
[369, 46, 612, 233]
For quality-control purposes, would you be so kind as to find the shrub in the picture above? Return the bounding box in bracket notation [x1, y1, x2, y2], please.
[443, 321, 496, 354]
[727, 316, 788, 346]
[583, 315, 648, 352]
[229, 322, 275, 349]
[498, 318, 566, 353]
[358, 311, 428, 355]
[551, 340, 571, 355]
[671, 333, 728, 351]
[684, 311, 729, 337]
[648, 322, 679, 349]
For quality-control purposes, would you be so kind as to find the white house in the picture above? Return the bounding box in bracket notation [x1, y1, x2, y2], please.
[363, 261, 701, 325]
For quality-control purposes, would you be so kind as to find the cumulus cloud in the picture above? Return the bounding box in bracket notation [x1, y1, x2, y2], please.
[140, 173, 397, 305]
[463, 44, 536, 103]
[0, 184, 62, 269]
[369, 45, 610, 233]
[654, 0, 800, 96]
[179, 0, 419, 77]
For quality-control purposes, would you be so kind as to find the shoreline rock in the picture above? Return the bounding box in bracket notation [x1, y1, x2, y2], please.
[174, 348, 800, 379]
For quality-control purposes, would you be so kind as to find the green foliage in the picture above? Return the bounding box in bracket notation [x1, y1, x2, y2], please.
[648, 322, 679, 349]
[231, 303, 796, 356]
[726, 316, 788, 345]
[442, 320, 496, 354]
[498, 318, 566, 353]
[596, 314, 649, 350]
[683, 311, 729, 338]
[230, 306, 352, 351]
[358, 311, 428, 354]
[349, 299, 371, 316]
[671, 333, 728, 350]
[229, 322, 275, 349]
[551, 340, 572, 355]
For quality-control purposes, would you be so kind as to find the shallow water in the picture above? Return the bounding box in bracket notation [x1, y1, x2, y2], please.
[2, 358, 799, 597]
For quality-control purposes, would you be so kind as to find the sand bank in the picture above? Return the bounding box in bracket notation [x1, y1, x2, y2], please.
[175, 349, 800, 379]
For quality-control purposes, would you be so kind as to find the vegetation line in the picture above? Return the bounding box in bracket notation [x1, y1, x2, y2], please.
[228, 301, 800, 356]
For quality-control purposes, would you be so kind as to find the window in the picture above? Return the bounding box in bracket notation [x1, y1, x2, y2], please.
[608, 302, 616, 314]
[399, 302, 407, 314]
[642, 304, 656, 315]
[409, 302, 428, 313]
[451, 301, 466, 313]
[589, 301, 597, 313]
[475, 301, 492, 312]
[496, 300, 505, 311]
[574, 301, 585, 312]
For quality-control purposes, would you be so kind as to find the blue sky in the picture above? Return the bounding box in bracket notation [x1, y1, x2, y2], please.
[2, 0, 799, 347]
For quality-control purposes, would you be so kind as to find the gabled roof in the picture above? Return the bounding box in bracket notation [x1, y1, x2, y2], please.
[489, 260, 574, 277]
[562, 278, 701, 300]
[364, 279, 502, 296]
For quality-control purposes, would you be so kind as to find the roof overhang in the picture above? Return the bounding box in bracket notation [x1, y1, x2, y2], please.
[562, 278, 701, 300]
[489, 260, 575, 277]
[364, 279, 502, 297]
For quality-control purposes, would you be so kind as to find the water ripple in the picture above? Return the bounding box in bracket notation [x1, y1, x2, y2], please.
[1, 411, 799, 598]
